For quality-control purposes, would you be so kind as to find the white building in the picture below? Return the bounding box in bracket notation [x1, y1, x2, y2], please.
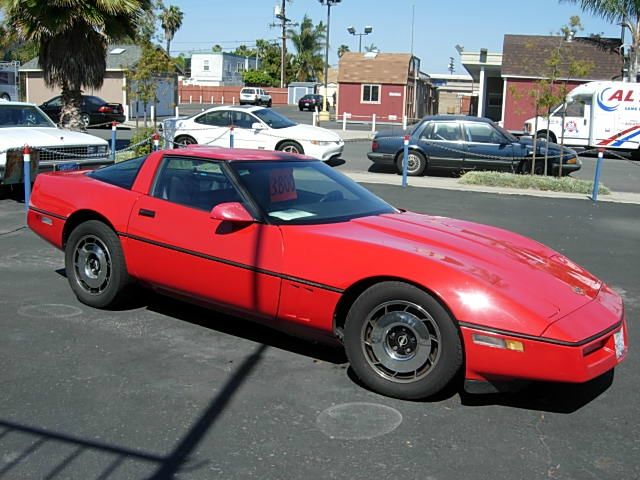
[188, 53, 258, 86]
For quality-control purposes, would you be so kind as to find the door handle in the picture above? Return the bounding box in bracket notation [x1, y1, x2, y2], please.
[584, 118, 587, 125]
[138, 208, 156, 218]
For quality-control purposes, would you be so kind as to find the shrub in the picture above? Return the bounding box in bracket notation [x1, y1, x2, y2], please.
[459, 171, 610, 195]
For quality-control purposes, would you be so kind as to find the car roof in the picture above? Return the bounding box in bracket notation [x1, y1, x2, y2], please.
[419, 115, 495, 123]
[202, 105, 265, 113]
[0, 100, 40, 107]
[165, 146, 316, 162]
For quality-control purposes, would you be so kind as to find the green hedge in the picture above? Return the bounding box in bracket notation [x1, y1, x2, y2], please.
[459, 171, 610, 195]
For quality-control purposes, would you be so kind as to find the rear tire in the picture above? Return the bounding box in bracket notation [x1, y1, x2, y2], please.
[396, 150, 427, 176]
[80, 113, 91, 129]
[174, 135, 197, 148]
[267, 100, 272, 108]
[0, 93, 10, 101]
[344, 282, 462, 400]
[65, 220, 130, 308]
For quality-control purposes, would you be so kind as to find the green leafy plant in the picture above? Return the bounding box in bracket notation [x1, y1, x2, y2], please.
[459, 171, 610, 195]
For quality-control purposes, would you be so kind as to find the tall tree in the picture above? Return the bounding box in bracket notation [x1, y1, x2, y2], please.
[337, 44, 350, 58]
[1, 0, 151, 130]
[287, 15, 326, 81]
[160, 5, 183, 55]
[561, 0, 638, 80]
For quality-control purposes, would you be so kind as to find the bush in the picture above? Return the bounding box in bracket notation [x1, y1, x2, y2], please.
[459, 171, 610, 195]
[129, 127, 156, 156]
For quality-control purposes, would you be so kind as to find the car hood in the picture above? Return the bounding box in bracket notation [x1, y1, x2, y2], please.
[0, 127, 107, 147]
[517, 136, 576, 154]
[283, 211, 601, 334]
[277, 123, 342, 142]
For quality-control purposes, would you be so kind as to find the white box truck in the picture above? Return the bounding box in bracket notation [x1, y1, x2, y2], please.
[523, 81, 640, 157]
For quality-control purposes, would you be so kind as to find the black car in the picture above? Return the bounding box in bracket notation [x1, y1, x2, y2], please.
[298, 94, 325, 111]
[39, 95, 125, 128]
[367, 115, 581, 176]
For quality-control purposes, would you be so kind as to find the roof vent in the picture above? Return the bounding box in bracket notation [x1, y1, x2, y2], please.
[110, 48, 126, 55]
[364, 51, 378, 58]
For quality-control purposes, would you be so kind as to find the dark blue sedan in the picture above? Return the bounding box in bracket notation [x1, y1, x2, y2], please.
[367, 116, 581, 176]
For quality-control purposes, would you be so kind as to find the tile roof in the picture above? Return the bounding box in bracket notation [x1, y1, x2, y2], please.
[502, 34, 622, 80]
[338, 52, 413, 85]
[21, 44, 142, 71]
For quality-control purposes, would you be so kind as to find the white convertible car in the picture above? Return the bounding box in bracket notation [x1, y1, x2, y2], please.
[163, 105, 344, 162]
[0, 100, 109, 186]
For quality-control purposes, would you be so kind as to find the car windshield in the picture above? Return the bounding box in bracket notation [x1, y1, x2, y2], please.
[492, 123, 518, 142]
[252, 109, 296, 129]
[0, 104, 55, 128]
[231, 160, 396, 225]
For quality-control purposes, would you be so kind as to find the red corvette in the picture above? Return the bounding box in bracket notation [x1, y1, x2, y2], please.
[27, 147, 628, 400]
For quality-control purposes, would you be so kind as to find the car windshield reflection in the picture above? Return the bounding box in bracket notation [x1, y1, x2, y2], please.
[252, 109, 296, 129]
[231, 160, 396, 225]
[0, 105, 55, 128]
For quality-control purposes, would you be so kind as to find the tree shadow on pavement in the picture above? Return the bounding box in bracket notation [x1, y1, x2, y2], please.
[0, 343, 268, 480]
[143, 291, 347, 365]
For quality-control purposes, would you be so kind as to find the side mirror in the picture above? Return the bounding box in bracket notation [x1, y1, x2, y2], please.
[252, 122, 266, 130]
[210, 202, 254, 223]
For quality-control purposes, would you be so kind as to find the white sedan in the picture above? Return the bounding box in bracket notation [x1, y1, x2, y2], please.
[163, 106, 344, 162]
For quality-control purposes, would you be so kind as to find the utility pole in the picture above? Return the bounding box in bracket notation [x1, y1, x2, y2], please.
[271, 1, 296, 88]
[280, 0, 286, 88]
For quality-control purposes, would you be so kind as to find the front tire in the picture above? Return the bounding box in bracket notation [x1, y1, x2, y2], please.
[344, 282, 462, 400]
[535, 130, 557, 144]
[277, 140, 304, 155]
[65, 220, 130, 308]
[396, 150, 427, 176]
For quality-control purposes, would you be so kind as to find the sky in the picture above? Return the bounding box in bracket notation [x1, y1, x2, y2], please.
[168, 0, 623, 74]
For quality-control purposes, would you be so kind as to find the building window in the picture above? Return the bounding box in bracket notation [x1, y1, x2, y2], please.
[236, 63, 244, 73]
[361, 84, 380, 103]
[203, 60, 210, 71]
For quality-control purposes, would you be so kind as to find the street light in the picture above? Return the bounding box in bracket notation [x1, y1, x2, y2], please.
[347, 25, 373, 53]
[318, 0, 341, 120]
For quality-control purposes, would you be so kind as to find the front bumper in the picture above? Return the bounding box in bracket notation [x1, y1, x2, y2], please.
[462, 319, 627, 385]
[367, 152, 395, 165]
[461, 288, 628, 385]
[304, 141, 344, 162]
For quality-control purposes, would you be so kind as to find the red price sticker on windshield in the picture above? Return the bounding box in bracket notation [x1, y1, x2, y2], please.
[269, 168, 297, 202]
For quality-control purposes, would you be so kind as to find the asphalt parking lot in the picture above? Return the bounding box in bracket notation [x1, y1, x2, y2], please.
[0, 184, 638, 480]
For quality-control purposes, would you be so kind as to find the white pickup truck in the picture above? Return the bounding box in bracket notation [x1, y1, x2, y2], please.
[0, 100, 110, 186]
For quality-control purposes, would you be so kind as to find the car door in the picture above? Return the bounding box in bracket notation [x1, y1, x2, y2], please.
[462, 121, 515, 171]
[192, 110, 231, 147]
[560, 95, 591, 146]
[417, 120, 466, 170]
[41, 96, 62, 122]
[230, 110, 271, 150]
[126, 155, 284, 319]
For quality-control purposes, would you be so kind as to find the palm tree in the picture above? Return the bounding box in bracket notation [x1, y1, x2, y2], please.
[2, 0, 151, 130]
[364, 43, 379, 53]
[337, 44, 350, 58]
[287, 15, 326, 81]
[160, 5, 183, 55]
[561, 0, 639, 80]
